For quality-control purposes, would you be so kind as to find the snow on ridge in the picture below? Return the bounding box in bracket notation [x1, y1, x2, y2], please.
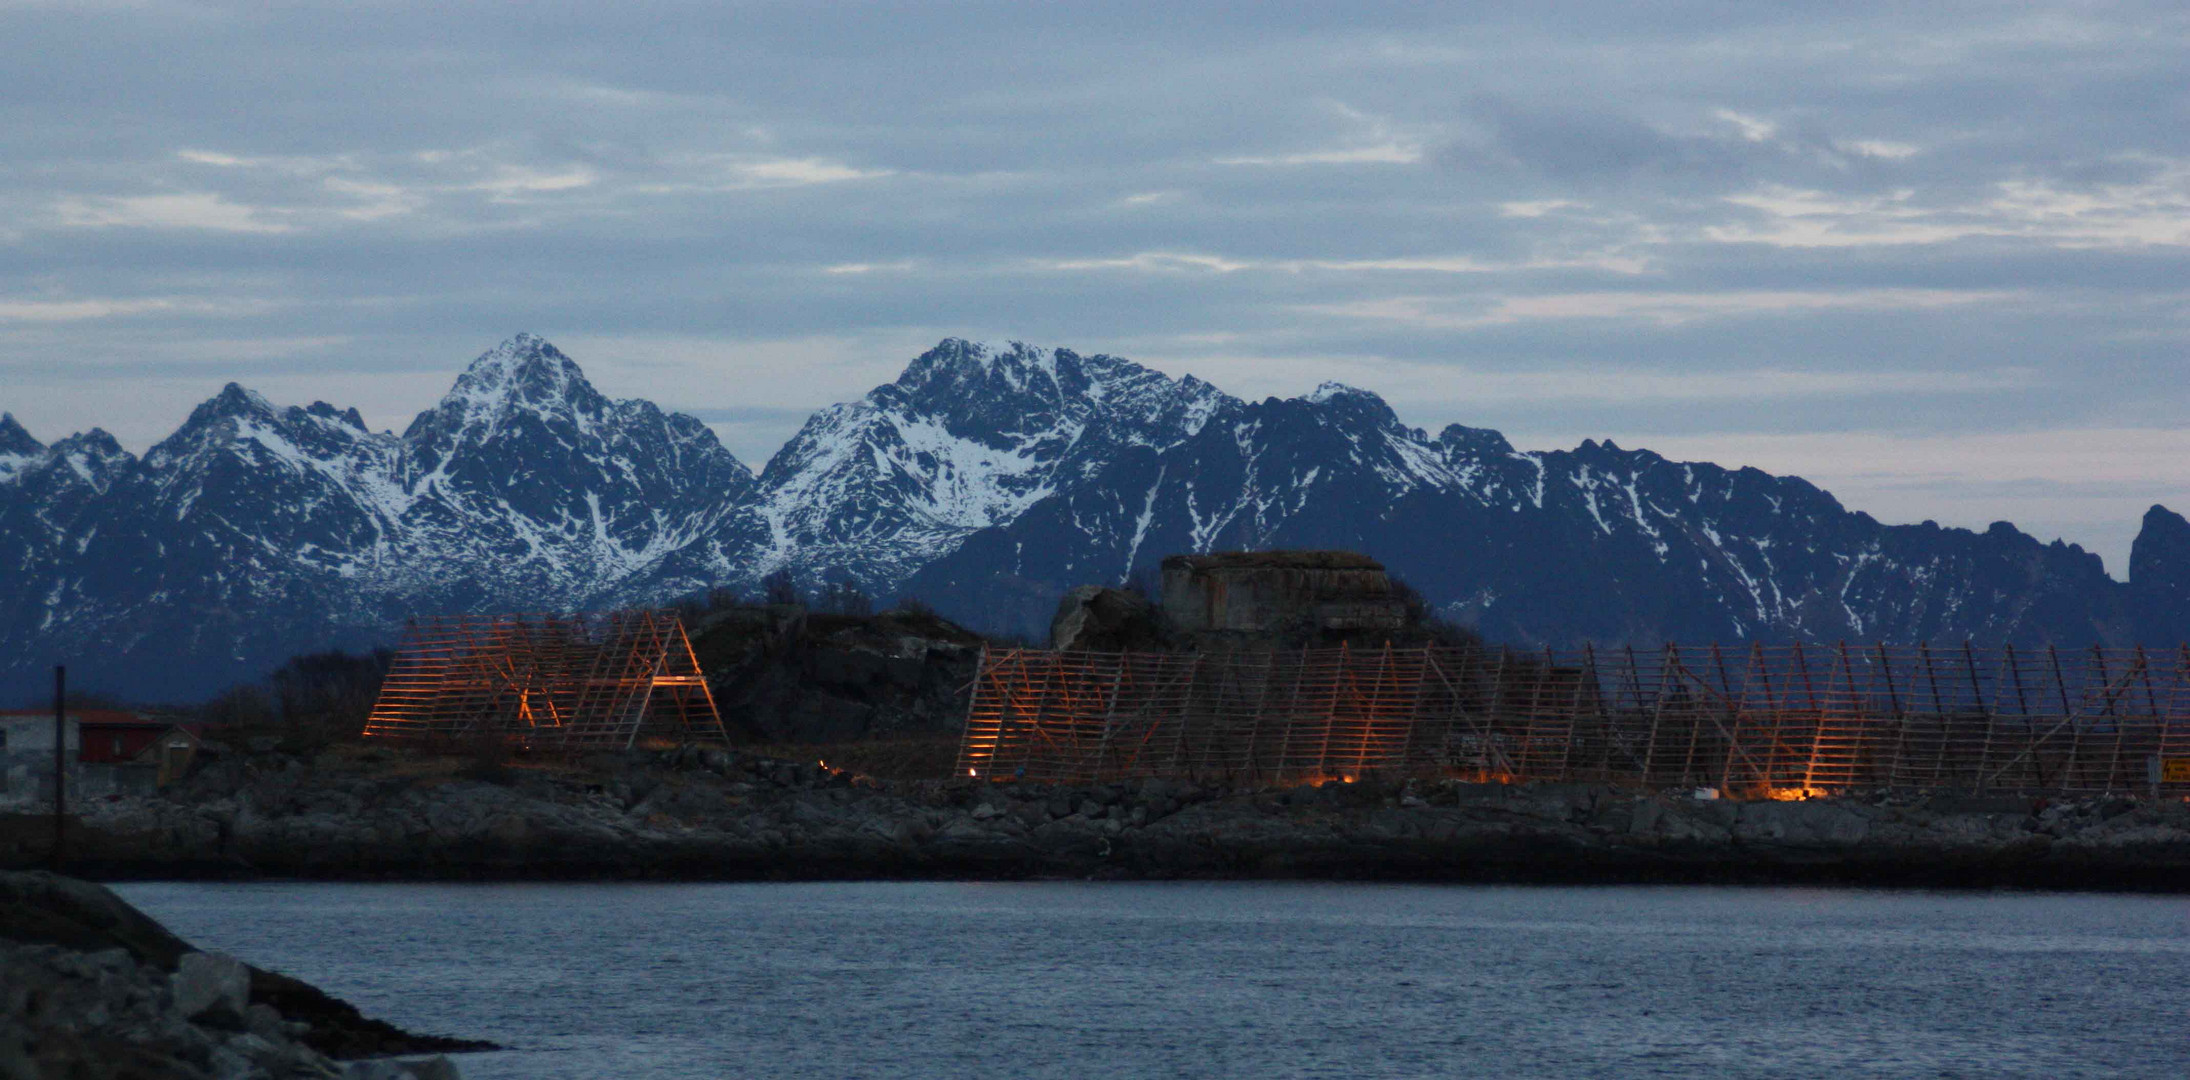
[960, 338, 1052, 370]
[0, 450, 39, 486]
[748, 336, 1245, 587]
[1305, 381, 1369, 404]
[2, 327, 2134, 701]
[428, 332, 600, 430]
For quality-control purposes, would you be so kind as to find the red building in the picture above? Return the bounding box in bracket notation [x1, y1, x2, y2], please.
[0, 709, 202, 782]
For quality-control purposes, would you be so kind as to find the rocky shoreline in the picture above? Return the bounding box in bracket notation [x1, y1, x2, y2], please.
[9, 744, 2187, 891]
[1, 870, 486, 1079]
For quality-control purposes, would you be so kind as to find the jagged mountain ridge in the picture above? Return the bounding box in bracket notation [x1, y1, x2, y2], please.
[752, 338, 1227, 593]
[0, 334, 773, 698]
[2, 333, 2184, 701]
[905, 415, 2140, 646]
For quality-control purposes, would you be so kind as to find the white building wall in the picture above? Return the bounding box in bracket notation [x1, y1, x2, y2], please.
[0, 716, 79, 755]
[1, 718, 84, 808]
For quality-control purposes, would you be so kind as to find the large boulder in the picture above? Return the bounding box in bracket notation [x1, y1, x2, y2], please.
[171, 951, 249, 1022]
[2, 937, 468, 1080]
[689, 604, 986, 742]
[1050, 586, 1169, 652]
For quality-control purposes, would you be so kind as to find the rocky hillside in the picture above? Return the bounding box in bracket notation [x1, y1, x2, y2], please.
[3, 333, 2186, 701]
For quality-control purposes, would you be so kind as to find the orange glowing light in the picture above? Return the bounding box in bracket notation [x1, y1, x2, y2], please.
[1764, 787, 1828, 801]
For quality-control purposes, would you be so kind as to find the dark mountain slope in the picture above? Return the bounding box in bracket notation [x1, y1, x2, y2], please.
[0, 334, 2178, 702]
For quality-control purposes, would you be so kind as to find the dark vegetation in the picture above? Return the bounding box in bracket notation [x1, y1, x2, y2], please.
[194, 649, 393, 753]
[1390, 576, 1486, 649]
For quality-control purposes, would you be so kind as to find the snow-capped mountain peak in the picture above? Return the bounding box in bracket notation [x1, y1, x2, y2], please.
[24, 430, 134, 495]
[0, 413, 41, 458]
[406, 333, 606, 443]
[188, 382, 280, 424]
[5, 331, 2188, 703]
[752, 337, 1235, 590]
[448, 332, 595, 408]
[0, 414, 44, 485]
[1304, 380, 1372, 404]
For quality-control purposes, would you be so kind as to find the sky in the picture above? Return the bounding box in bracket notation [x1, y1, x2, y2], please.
[2, 1, 2186, 575]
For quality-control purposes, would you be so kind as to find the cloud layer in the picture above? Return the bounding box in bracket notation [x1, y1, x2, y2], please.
[2, 1, 2184, 574]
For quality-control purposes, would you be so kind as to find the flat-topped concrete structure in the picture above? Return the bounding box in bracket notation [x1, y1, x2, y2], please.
[1160, 551, 1409, 640]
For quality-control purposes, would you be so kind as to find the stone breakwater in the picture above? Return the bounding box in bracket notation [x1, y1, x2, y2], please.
[0, 870, 481, 1079]
[17, 746, 2190, 890]
[2, 943, 462, 1080]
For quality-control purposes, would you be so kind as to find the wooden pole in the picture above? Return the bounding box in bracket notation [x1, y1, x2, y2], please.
[51, 664, 66, 870]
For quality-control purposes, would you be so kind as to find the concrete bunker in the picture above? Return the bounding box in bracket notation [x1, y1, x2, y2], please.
[1159, 550, 1410, 643]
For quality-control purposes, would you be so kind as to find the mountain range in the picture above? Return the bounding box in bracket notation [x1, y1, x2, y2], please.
[4, 333, 2186, 702]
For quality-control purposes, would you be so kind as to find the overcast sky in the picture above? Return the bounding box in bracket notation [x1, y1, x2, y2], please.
[3, 1, 2186, 574]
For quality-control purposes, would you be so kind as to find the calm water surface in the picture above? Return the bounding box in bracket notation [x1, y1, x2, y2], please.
[114, 881, 2187, 1079]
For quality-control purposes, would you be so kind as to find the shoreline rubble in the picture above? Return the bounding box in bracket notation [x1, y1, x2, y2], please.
[9, 744, 2186, 891]
[0, 869, 488, 1079]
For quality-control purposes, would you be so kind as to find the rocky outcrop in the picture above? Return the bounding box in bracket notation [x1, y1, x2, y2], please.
[17, 745, 2189, 890]
[2131, 504, 2190, 643]
[1049, 586, 1168, 652]
[0, 870, 479, 1079]
[687, 604, 984, 742]
[0, 870, 488, 1061]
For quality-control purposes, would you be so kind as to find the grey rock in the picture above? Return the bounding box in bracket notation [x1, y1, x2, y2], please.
[209, 1043, 256, 1080]
[408, 1056, 464, 1080]
[245, 1002, 288, 1042]
[1049, 585, 1167, 652]
[172, 951, 250, 1021]
[1734, 801, 1871, 845]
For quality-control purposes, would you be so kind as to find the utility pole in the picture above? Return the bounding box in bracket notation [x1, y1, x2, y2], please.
[51, 664, 65, 870]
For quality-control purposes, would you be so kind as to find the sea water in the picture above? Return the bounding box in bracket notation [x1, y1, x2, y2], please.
[114, 881, 2189, 1079]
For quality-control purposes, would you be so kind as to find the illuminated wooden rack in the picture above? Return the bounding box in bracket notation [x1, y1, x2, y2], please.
[956, 642, 2190, 797]
[363, 612, 727, 749]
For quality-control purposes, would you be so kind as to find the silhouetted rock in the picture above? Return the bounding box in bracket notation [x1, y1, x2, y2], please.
[0, 869, 488, 1076]
[689, 604, 984, 742]
[1050, 586, 1168, 652]
[2131, 504, 2190, 643]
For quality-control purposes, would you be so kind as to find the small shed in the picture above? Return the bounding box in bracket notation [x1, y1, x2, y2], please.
[123, 724, 203, 786]
[74, 713, 183, 763]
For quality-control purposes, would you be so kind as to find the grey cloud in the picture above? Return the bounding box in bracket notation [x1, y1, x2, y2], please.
[1, 1, 2186, 571]
[1462, 102, 1754, 186]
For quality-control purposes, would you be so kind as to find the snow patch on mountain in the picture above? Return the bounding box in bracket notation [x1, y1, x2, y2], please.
[750, 337, 1231, 590]
[3, 331, 2181, 703]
